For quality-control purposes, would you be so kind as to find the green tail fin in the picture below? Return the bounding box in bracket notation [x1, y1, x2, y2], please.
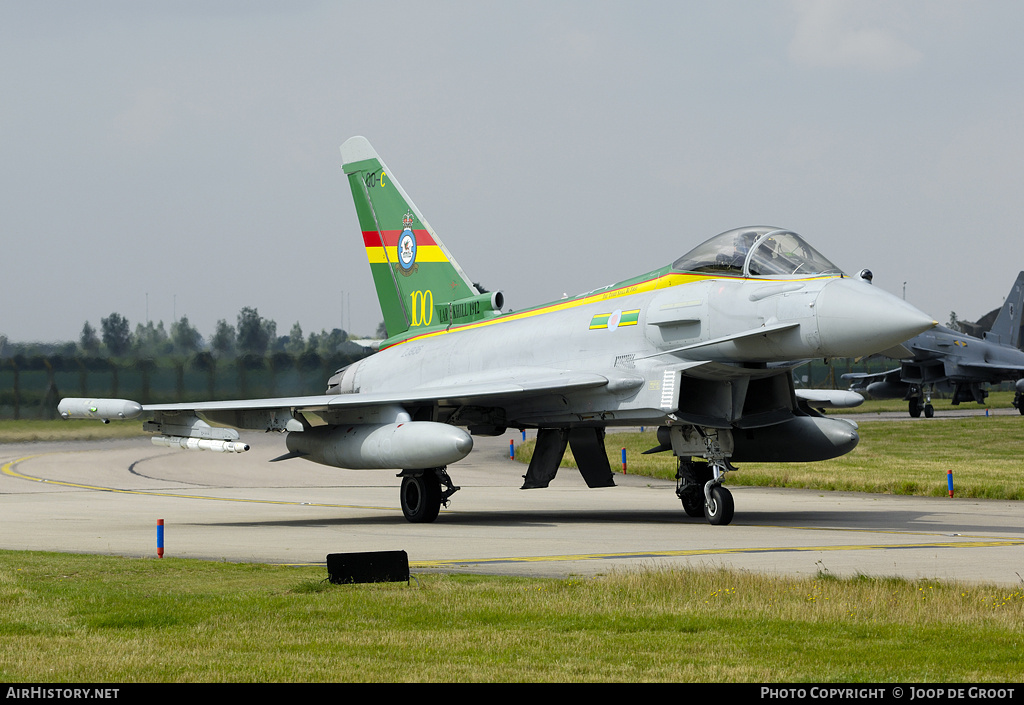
[341, 137, 498, 340]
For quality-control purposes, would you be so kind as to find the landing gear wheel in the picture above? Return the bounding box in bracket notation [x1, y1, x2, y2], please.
[704, 484, 734, 526]
[909, 399, 922, 418]
[680, 490, 704, 517]
[676, 459, 713, 518]
[400, 472, 442, 523]
[924, 404, 934, 418]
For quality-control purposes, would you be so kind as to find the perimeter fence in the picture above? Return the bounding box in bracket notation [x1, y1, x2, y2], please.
[0, 350, 371, 420]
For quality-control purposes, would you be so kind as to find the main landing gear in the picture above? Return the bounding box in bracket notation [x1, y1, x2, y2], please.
[398, 467, 460, 523]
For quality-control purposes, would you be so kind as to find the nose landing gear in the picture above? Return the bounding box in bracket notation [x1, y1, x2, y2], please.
[673, 427, 737, 525]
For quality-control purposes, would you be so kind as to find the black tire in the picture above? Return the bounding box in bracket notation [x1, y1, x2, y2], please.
[909, 399, 922, 418]
[680, 490, 704, 517]
[400, 472, 442, 523]
[924, 404, 934, 418]
[704, 485, 734, 526]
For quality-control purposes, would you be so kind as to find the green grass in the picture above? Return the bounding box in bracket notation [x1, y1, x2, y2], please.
[0, 550, 1021, 682]
[738, 416, 1024, 498]
[516, 415, 1024, 500]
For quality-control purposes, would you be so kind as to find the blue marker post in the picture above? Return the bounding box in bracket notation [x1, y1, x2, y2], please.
[947, 470, 954, 498]
[621, 447, 627, 474]
[157, 519, 164, 558]
[509, 439, 514, 460]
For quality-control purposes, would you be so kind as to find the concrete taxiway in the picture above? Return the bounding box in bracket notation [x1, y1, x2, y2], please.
[2, 430, 1022, 585]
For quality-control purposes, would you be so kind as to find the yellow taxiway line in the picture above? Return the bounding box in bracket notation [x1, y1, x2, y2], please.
[1, 455, 397, 513]
[410, 539, 1024, 569]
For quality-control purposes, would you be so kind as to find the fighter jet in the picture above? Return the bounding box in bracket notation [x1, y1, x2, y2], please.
[58, 137, 935, 525]
[843, 272, 1024, 417]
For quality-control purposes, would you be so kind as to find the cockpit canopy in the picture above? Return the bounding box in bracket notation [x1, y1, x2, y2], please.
[672, 226, 844, 278]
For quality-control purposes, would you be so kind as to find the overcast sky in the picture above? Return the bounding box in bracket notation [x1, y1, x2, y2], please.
[3, 1, 1023, 345]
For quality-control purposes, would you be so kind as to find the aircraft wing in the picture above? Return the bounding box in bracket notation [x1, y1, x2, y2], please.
[59, 367, 617, 424]
[152, 368, 613, 412]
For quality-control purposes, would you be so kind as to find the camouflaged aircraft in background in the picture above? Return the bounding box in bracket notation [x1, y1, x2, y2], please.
[59, 137, 936, 525]
[844, 272, 1024, 417]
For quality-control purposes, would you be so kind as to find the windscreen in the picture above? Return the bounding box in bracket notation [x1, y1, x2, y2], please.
[672, 227, 843, 277]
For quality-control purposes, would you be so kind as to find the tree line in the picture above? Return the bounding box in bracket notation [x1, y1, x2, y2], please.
[0, 307, 380, 420]
[70, 307, 372, 360]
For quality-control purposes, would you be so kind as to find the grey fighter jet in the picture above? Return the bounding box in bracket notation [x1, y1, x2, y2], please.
[58, 137, 935, 525]
[843, 272, 1024, 417]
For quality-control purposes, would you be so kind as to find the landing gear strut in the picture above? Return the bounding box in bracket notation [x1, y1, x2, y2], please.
[398, 467, 460, 523]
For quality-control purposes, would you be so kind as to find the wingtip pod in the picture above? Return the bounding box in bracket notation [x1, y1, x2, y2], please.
[58, 398, 143, 422]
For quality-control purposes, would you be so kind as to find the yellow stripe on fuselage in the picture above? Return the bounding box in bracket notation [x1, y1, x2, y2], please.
[381, 271, 839, 350]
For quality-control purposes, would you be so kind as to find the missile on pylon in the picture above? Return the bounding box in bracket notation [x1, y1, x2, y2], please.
[151, 436, 251, 453]
[57, 398, 143, 423]
[286, 421, 473, 469]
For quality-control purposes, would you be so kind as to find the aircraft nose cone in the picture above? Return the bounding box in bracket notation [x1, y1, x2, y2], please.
[815, 278, 935, 358]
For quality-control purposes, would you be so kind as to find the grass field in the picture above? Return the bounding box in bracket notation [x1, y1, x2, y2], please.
[2, 405, 1023, 681]
[1, 550, 1021, 682]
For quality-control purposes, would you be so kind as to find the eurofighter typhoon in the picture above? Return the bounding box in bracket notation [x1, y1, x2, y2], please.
[59, 137, 936, 525]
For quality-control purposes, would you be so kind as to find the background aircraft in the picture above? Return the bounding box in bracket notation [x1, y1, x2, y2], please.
[59, 137, 935, 525]
[843, 272, 1024, 417]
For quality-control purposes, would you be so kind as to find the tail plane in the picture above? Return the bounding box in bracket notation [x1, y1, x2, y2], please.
[341, 137, 500, 341]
